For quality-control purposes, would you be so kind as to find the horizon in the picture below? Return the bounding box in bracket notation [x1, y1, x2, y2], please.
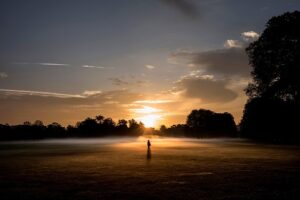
[1, 0, 300, 128]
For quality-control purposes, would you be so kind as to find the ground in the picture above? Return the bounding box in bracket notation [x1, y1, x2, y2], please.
[0, 137, 300, 200]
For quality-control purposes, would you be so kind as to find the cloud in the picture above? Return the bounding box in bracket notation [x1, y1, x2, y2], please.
[38, 63, 70, 66]
[0, 72, 8, 79]
[109, 77, 150, 87]
[0, 88, 145, 125]
[174, 76, 238, 102]
[168, 30, 260, 78]
[145, 65, 155, 69]
[13, 62, 70, 67]
[0, 89, 144, 108]
[109, 78, 129, 86]
[159, 0, 199, 19]
[170, 47, 249, 77]
[12, 62, 107, 70]
[166, 30, 258, 119]
[241, 31, 259, 41]
[82, 90, 102, 96]
[168, 31, 260, 78]
[134, 100, 174, 104]
[224, 39, 243, 48]
[82, 65, 105, 69]
[0, 89, 84, 98]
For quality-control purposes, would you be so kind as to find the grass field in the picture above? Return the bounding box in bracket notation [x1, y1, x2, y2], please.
[1, 137, 300, 200]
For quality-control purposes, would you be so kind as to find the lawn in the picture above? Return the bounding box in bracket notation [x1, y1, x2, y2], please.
[0, 137, 300, 200]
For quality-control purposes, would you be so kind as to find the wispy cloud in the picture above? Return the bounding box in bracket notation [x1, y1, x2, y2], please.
[0, 89, 104, 98]
[109, 77, 150, 87]
[134, 100, 174, 104]
[12, 62, 110, 70]
[241, 31, 259, 41]
[145, 65, 155, 69]
[0, 72, 8, 79]
[224, 39, 243, 48]
[12, 62, 70, 67]
[0, 89, 84, 98]
[82, 90, 102, 96]
[82, 65, 105, 69]
[38, 63, 70, 66]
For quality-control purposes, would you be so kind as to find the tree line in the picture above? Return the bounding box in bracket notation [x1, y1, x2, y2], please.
[0, 109, 237, 141]
[0, 117, 145, 141]
[159, 109, 237, 138]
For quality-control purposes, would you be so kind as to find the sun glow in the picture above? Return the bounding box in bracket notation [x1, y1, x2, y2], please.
[131, 105, 163, 128]
[139, 114, 161, 128]
[132, 106, 161, 114]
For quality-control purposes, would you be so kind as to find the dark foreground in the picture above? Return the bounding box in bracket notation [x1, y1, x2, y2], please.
[0, 137, 300, 200]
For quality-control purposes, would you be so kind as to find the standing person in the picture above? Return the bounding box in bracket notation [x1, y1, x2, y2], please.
[147, 139, 151, 149]
[147, 139, 152, 160]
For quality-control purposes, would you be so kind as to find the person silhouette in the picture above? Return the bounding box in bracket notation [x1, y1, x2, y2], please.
[147, 147, 151, 160]
[147, 140, 152, 161]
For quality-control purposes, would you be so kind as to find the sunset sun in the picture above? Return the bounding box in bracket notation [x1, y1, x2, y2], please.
[132, 105, 162, 128]
[139, 114, 161, 128]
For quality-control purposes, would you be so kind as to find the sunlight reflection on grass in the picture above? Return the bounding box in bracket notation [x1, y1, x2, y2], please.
[113, 136, 208, 150]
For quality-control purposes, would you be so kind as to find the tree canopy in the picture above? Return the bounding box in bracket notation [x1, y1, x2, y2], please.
[245, 11, 300, 102]
[241, 11, 300, 143]
[186, 109, 237, 137]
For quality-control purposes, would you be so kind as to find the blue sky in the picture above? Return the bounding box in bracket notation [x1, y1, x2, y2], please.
[0, 0, 299, 126]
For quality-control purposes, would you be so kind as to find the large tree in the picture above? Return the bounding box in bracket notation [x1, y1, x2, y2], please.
[245, 11, 300, 102]
[241, 11, 300, 143]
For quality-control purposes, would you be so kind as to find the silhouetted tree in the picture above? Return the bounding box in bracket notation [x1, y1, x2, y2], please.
[46, 122, 65, 138]
[0, 124, 12, 140]
[95, 115, 105, 124]
[245, 11, 300, 102]
[157, 109, 236, 138]
[23, 121, 31, 126]
[240, 11, 300, 143]
[166, 124, 188, 137]
[159, 125, 167, 133]
[117, 119, 128, 134]
[102, 118, 116, 134]
[186, 109, 237, 137]
[240, 97, 300, 143]
[128, 119, 145, 136]
[117, 119, 128, 127]
[0, 114, 146, 140]
[33, 120, 44, 127]
[76, 117, 99, 136]
[66, 125, 77, 136]
[103, 118, 115, 127]
[187, 109, 214, 130]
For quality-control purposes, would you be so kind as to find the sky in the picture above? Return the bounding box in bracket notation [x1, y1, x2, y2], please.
[0, 0, 299, 127]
